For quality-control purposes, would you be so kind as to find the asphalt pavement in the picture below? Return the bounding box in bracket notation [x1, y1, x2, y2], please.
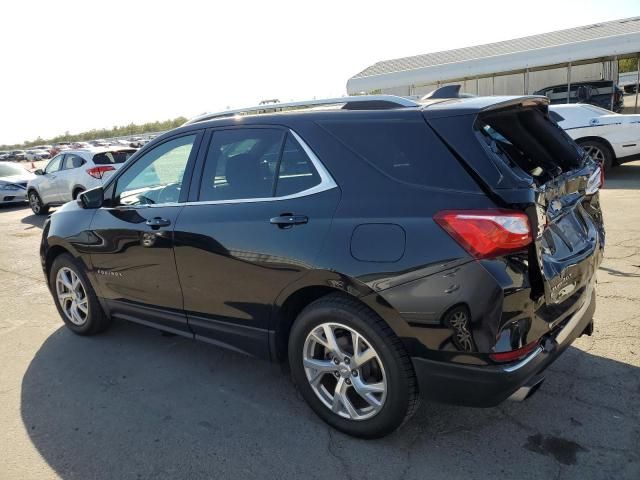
[1, 162, 639, 479]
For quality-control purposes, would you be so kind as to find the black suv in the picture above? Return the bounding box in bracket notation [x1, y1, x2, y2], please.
[533, 80, 624, 112]
[41, 94, 604, 438]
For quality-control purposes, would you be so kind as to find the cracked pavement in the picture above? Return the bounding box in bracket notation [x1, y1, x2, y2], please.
[1, 162, 639, 479]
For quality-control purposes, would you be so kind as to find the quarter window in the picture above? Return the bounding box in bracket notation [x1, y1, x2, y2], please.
[275, 134, 321, 197]
[114, 135, 196, 206]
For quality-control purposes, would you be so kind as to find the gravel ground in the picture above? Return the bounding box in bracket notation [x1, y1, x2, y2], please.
[0, 162, 638, 480]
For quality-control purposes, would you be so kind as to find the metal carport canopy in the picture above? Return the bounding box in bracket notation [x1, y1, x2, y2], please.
[347, 31, 640, 93]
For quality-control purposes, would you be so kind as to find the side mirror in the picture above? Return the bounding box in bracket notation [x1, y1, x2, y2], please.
[78, 187, 104, 209]
[34, 169, 44, 175]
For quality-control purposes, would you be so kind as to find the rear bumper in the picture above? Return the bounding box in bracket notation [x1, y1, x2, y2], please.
[412, 288, 596, 407]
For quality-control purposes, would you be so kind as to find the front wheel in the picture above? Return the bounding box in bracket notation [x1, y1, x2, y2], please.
[28, 191, 49, 215]
[288, 293, 419, 438]
[49, 253, 111, 335]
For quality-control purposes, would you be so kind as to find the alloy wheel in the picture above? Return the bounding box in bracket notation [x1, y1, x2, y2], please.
[29, 192, 41, 214]
[55, 267, 89, 326]
[583, 145, 605, 165]
[302, 322, 387, 421]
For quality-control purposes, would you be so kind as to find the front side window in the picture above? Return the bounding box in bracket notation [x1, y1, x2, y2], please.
[114, 135, 196, 206]
[45, 155, 63, 173]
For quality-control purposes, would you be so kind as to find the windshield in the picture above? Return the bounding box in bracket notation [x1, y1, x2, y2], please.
[0, 163, 28, 177]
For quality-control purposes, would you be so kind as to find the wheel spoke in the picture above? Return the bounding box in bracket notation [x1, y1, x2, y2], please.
[351, 376, 384, 407]
[303, 358, 334, 385]
[334, 378, 359, 418]
[321, 324, 342, 357]
[353, 346, 376, 369]
[76, 299, 88, 314]
[60, 274, 73, 291]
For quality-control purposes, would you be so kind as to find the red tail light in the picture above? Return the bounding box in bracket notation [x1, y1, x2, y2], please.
[86, 165, 115, 179]
[490, 340, 540, 362]
[434, 209, 532, 259]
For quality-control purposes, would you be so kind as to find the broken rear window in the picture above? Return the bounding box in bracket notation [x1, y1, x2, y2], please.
[477, 107, 582, 184]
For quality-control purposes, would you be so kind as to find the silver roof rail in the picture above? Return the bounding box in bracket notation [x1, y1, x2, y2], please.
[183, 95, 420, 126]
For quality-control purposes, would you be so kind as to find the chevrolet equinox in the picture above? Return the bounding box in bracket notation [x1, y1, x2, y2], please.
[40, 93, 604, 438]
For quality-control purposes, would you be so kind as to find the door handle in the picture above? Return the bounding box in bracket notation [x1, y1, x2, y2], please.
[146, 217, 171, 229]
[270, 214, 308, 228]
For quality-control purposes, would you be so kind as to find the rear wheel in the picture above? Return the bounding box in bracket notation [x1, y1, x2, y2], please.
[28, 190, 49, 215]
[288, 293, 419, 438]
[50, 253, 111, 335]
[72, 188, 85, 200]
[578, 139, 614, 172]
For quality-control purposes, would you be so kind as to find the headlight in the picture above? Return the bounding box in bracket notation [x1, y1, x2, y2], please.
[0, 183, 22, 191]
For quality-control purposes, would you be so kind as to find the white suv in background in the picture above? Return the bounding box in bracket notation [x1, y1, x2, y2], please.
[27, 147, 136, 215]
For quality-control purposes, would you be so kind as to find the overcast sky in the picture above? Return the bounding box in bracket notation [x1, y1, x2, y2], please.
[1, 0, 638, 145]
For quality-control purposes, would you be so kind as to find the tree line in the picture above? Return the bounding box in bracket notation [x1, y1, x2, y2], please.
[1, 117, 188, 150]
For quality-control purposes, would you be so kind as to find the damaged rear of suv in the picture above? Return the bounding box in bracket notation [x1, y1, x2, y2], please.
[41, 93, 603, 438]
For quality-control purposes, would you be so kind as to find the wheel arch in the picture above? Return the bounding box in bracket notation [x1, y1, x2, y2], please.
[72, 186, 86, 199]
[45, 244, 74, 279]
[269, 271, 401, 363]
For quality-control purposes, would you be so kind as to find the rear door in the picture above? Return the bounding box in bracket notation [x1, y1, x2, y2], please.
[174, 127, 339, 357]
[56, 153, 86, 201]
[88, 132, 202, 335]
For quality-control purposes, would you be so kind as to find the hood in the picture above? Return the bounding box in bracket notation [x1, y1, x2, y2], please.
[0, 173, 36, 184]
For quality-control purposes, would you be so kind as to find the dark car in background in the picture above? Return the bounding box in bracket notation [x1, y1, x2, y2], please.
[3, 150, 28, 162]
[534, 80, 624, 112]
[40, 94, 603, 438]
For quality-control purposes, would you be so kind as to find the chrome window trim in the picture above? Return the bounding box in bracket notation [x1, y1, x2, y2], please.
[144, 128, 337, 208]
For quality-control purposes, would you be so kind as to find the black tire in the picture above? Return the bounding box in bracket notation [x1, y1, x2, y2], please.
[28, 190, 49, 215]
[578, 139, 614, 172]
[72, 188, 85, 200]
[49, 253, 111, 335]
[288, 293, 419, 438]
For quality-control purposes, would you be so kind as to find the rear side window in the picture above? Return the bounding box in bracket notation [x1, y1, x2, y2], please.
[93, 150, 136, 165]
[63, 154, 84, 169]
[199, 129, 322, 201]
[318, 119, 478, 191]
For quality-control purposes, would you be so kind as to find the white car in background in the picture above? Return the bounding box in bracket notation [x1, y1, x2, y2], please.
[27, 147, 136, 215]
[0, 162, 35, 205]
[549, 104, 640, 171]
[25, 148, 51, 161]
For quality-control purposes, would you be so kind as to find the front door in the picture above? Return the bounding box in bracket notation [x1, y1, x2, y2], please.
[88, 133, 202, 335]
[174, 127, 339, 357]
[39, 154, 65, 204]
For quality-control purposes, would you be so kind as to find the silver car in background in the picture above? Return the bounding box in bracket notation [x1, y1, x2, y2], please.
[26, 147, 136, 215]
[0, 162, 36, 205]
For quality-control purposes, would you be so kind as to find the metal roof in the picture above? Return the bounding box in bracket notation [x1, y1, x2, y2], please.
[348, 17, 640, 93]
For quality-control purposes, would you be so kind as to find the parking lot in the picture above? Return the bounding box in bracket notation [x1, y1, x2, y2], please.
[0, 162, 638, 480]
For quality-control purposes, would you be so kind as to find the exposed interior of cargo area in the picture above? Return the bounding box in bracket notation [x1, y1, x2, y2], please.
[424, 96, 604, 345]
